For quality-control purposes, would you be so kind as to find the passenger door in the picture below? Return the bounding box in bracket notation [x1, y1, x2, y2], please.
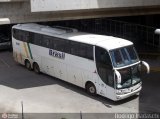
[95, 46, 114, 96]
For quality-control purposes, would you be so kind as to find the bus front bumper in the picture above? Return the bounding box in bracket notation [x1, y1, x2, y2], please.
[115, 85, 142, 101]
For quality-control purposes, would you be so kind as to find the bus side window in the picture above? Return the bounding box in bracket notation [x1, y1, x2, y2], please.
[42, 35, 52, 48]
[70, 41, 79, 56]
[96, 47, 112, 67]
[53, 37, 65, 52]
[17, 30, 23, 41]
[33, 33, 42, 46]
[29, 32, 34, 43]
[13, 29, 29, 43]
[86, 45, 93, 60]
[22, 31, 29, 42]
[65, 40, 70, 54]
[13, 29, 21, 41]
[79, 44, 93, 60]
[70, 41, 93, 60]
[79, 43, 86, 58]
[12, 29, 17, 39]
[95, 46, 113, 87]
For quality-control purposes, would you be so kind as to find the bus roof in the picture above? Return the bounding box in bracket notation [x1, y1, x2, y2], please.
[13, 23, 133, 50]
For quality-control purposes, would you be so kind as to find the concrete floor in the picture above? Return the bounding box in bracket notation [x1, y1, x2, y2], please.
[0, 51, 159, 119]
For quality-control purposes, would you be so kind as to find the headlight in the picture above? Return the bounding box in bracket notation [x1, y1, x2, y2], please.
[116, 90, 124, 95]
[116, 89, 130, 95]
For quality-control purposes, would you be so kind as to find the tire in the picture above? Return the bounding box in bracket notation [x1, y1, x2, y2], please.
[33, 63, 40, 74]
[86, 83, 96, 95]
[25, 60, 31, 70]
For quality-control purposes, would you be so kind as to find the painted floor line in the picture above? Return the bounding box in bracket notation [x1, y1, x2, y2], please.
[0, 58, 10, 68]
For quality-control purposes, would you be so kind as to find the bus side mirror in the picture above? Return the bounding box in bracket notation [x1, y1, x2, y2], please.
[114, 69, 121, 84]
[141, 61, 150, 74]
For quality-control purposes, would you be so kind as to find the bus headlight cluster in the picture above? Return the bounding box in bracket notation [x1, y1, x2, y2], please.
[116, 89, 129, 95]
[116, 90, 124, 95]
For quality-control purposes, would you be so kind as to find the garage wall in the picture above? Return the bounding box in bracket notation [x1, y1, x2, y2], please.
[31, 0, 160, 12]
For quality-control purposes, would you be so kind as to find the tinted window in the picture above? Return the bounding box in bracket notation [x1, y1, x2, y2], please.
[21, 30, 29, 42]
[42, 35, 52, 48]
[79, 44, 93, 60]
[12, 29, 29, 42]
[13, 29, 93, 60]
[12, 29, 17, 39]
[53, 37, 68, 52]
[110, 46, 139, 68]
[79, 43, 87, 58]
[126, 46, 139, 62]
[96, 47, 112, 65]
[64, 40, 70, 54]
[113, 50, 123, 66]
[29, 32, 34, 43]
[39, 36, 70, 54]
[13, 29, 21, 40]
[70, 41, 93, 60]
[95, 46, 114, 87]
[70, 41, 79, 56]
[86, 45, 93, 60]
[32, 33, 42, 46]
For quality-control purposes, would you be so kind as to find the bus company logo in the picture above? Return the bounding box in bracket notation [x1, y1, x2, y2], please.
[49, 49, 65, 59]
[1, 113, 19, 119]
[16, 42, 20, 46]
[2, 113, 8, 119]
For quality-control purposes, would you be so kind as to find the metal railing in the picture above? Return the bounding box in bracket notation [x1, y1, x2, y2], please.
[53, 18, 160, 51]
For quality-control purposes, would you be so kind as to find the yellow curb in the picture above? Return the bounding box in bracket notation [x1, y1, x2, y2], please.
[139, 53, 160, 56]
[151, 67, 160, 70]
[150, 67, 160, 72]
[151, 69, 160, 72]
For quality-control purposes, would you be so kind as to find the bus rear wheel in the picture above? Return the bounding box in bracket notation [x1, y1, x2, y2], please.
[86, 83, 96, 95]
[33, 63, 40, 74]
[25, 60, 31, 70]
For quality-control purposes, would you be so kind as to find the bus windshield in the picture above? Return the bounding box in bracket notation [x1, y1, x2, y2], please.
[116, 64, 141, 89]
[110, 46, 141, 89]
[110, 46, 139, 68]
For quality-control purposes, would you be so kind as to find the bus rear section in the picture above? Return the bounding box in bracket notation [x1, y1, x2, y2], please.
[12, 32, 31, 66]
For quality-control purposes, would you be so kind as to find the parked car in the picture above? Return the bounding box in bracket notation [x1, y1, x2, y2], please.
[0, 34, 11, 50]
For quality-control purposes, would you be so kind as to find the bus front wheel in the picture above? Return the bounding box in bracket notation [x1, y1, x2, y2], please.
[33, 63, 40, 74]
[86, 82, 96, 95]
[25, 60, 31, 70]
